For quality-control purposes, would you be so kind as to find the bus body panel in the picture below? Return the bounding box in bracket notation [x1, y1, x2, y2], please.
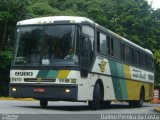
[91, 56, 154, 101]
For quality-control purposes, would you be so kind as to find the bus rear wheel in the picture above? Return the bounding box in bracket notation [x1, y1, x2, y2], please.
[129, 89, 144, 108]
[40, 100, 48, 108]
[88, 83, 101, 110]
[136, 88, 144, 107]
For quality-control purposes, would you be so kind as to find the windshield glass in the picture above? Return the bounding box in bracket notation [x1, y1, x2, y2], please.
[14, 25, 79, 66]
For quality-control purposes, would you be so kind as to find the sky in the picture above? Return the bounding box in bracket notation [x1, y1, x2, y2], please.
[147, 0, 160, 9]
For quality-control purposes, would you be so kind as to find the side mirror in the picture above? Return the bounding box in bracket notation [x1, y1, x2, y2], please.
[80, 37, 91, 78]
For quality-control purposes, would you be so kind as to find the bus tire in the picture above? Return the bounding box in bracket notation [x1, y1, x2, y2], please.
[40, 100, 48, 108]
[129, 88, 144, 108]
[88, 83, 101, 110]
[135, 88, 144, 108]
[129, 101, 135, 107]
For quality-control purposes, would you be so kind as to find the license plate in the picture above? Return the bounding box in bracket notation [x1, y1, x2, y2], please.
[33, 88, 45, 93]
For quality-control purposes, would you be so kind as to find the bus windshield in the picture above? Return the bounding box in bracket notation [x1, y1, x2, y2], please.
[14, 25, 79, 66]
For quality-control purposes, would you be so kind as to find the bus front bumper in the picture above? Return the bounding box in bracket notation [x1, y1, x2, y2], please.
[9, 83, 78, 101]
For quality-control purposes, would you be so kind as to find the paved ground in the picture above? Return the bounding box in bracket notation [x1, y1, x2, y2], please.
[0, 100, 159, 120]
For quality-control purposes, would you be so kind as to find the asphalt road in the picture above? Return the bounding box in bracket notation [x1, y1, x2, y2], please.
[0, 100, 160, 120]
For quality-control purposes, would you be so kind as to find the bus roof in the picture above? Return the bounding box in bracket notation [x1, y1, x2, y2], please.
[17, 16, 153, 55]
[17, 16, 94, 25]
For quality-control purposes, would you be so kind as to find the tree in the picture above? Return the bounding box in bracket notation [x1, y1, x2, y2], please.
[0, 0, 31, 50]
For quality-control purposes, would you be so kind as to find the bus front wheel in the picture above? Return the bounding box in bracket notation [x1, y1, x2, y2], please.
[88, 83, 101, 110]
[100, 101, 111, 107]
[40, 100, 48, 108]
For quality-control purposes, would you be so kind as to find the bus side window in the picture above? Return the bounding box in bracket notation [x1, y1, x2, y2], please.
[130, 48, 134, 64]
[144, 54, 147, 67]
[124, 45, 131, 63]
[99, 33, 107, 55]
[113, 39, 121, 59]
[140, 53, 147, 67]
[134, 50, 140, 66]
[133, 50, 138, 65]
[120, 43, 124, 60]
[147, 56, 154, 70]
[110, 38, 114, 56]
[138, 51, 140, 65]
[97, 31, 107, 55]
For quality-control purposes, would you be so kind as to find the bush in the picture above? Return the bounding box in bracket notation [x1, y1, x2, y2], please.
[0, 50, 12, 96]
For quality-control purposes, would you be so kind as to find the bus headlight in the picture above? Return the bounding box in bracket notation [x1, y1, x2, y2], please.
[65, 89, 70, 93]
[12, 87, 17, 92]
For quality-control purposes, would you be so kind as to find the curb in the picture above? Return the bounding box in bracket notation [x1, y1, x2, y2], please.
[0, 97, 35, 101]
[154, 107, 160, 113]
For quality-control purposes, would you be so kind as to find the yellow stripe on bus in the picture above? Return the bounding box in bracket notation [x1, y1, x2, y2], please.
[126, 80, 140, 100]
[123, 64, 153, 100]
[57, 70, 70, 79]
[123, 64, 131, 79]
[123, 64, 139, 100]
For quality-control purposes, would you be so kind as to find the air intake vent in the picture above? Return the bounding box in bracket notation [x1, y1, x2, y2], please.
[24, 78, 56, 82]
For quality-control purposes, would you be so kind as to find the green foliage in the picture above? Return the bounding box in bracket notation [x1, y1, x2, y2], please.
[0, 50, 12, 69]
[28, 2, 58, 17]
[0, 50, 12, 96]
[154, 50, 160, 85]
[154, 50, 160, 65]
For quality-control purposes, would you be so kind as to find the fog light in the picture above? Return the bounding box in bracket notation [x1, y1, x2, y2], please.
[65, 89, 70, 93]
[12, 87, 17, 92]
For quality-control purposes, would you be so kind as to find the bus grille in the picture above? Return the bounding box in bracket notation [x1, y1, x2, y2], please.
[24, 78, 56, 82]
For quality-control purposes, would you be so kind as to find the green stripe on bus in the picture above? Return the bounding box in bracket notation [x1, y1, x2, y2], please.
[117, 63, 128, 100]
[46, 70, 58, 78]
[37, 70, 49, 78]
[109, 60, 122, 100]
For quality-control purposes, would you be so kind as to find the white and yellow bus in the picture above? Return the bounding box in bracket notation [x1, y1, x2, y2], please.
[10, 16, 154, 109]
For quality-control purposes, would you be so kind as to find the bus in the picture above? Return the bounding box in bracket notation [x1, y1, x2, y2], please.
[9, 16, 154, 109]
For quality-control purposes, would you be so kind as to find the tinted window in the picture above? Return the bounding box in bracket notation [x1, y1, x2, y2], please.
[113, 39, 121, 59]
[133, 50, 138, 65]
[111, 38, 114, 56]
[140, 53, 147, 67]
[15, 26, 43, 65]
[107, 36, 110, 55]
[43, 25, 78, 65]
[97, 32, 107, 55]
[147, 56, 153, 69]
[82, 25, 94, 51]
[130, 48, 134, 63]
[100, 33, 107, 55]
[124, 45, 130, 62]
[120, 43, 124, 60]
[82, 25, 94, 65]
[137, 51, 140, 65]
